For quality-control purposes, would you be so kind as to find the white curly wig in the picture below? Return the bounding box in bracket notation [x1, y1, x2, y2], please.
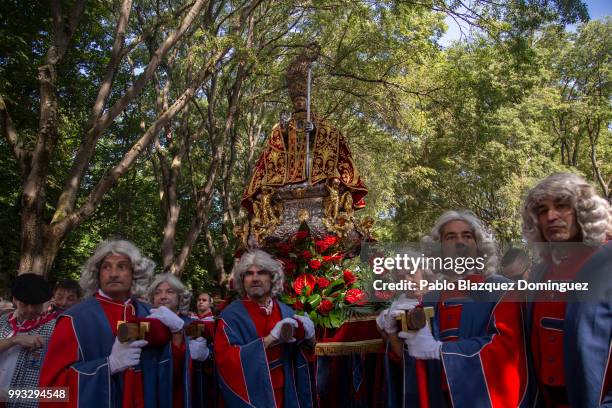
[147, 273, 192, 315]
[421, 209, 499, 276]
[522, 173, 612, 245]
[231, 250, 284, 298]
[80, 239, 155, 298]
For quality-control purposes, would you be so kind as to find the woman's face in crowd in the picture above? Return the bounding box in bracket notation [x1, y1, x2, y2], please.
[152, 281, 179, 313]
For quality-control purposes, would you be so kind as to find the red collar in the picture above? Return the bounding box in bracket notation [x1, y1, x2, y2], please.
[95, 290, 133, 306]
[8, 310, 56, 336]
[243, 297, 275, 316]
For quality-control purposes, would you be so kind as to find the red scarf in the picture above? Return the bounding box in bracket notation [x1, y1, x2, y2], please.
[196, 311, 213, 319]
[7, 310, 56, 336]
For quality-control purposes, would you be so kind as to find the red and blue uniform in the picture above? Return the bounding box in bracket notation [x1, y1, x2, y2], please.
[388, 275, 529, 408]
[528, 241, 612, 407]
[39, 292, 190, 408]
[214, 298, 313, 408]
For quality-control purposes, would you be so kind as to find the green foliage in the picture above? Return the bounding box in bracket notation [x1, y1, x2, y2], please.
[0, 1, 608, 297]
[392, 18, 611, 244]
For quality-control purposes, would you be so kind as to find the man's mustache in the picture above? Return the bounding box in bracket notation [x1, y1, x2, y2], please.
[455, 243, 470, 255]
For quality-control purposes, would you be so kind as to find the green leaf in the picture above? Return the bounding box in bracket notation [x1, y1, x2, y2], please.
[307, 293, 322, 309]
[323, 279, 345, 296]
[329, 310, 343, 328]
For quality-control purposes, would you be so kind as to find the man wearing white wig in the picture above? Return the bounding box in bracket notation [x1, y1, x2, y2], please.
[40, 240, 179, 408]
[148, 273, 211, 407]
[214, 249, 316, 408]
[522, 173, 612, 408]
[378, 210, 529, 407]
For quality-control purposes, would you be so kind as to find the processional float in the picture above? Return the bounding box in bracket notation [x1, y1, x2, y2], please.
[234, 43, 434, 407]
[233, 44, 386, 406]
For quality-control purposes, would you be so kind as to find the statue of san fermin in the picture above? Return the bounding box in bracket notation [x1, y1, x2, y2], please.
[240, 43, 371, 248]
[236, 44, 386, 408]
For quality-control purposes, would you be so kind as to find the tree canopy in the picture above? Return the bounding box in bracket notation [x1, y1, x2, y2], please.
[0, 0, 608, 294]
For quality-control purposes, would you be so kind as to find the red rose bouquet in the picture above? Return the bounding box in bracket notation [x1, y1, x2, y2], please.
[274, 224, 369, 328]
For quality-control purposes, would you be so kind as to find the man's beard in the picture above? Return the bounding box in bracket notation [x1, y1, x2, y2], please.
[438, 243, 481, 277]
[454, 242, 475, 257]
[246, 286, 269, 299]
[441, 242, 478, 258]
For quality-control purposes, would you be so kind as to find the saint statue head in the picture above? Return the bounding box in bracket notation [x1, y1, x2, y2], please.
[286, 42, 320, 113]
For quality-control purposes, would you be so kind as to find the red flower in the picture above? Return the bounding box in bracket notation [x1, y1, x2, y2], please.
[325, 235, 339, 245]
[316, 277, 330, 288]
[308, 259, 322, 270]
[295, 230, 309, 240]
[317, 299, 334, 315]
[294, 300, 304, 311]
[292, 274, 316, 296]
[343, 270, 356, 285]
[314, 240, 330, 253]
[315, 235, 339, 253]
[301, 250, 313, 260]
[322, 253, 343, 263]
[345, 288, 367, 304]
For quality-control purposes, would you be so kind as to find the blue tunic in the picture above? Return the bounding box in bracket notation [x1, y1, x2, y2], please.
[61, 297, 179, 408]
[389, 275, 530, 408]
[217, 299, 314, 408]
[528, 241, 612, 407]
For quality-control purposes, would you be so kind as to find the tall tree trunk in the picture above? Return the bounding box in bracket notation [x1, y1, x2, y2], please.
[18, 0, 86, 274]
[158, 5, 258, 277]
[588, 120, 609, 200]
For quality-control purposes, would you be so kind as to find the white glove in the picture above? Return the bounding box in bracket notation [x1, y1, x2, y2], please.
[293, 314, 315, 340]
[390, 297, 420, 313]
[377, 298, 420, 334]
[376, 309, 393, 332]
[398, 325, 442, 360]
[188, 337, 210, 362]
[108, 337, 148, 374]
[270, 317, 299, 343]
[148, 306, 184, 333]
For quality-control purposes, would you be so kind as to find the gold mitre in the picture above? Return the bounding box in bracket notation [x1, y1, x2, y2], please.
[286, 42, 320, 101]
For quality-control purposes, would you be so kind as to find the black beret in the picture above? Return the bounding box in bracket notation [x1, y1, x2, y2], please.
[11, 273, 52, 305]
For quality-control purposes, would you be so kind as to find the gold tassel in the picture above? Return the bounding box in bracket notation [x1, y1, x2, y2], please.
[314, 339, 383, 356]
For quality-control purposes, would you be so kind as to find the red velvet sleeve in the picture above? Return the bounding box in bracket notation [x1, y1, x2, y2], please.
[171, 340, 186, 375]
[441, 300, 528, 408]
[38, 316, 80, 408]
[214, 319, 251, 403]
[171, 340, 186, 408]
